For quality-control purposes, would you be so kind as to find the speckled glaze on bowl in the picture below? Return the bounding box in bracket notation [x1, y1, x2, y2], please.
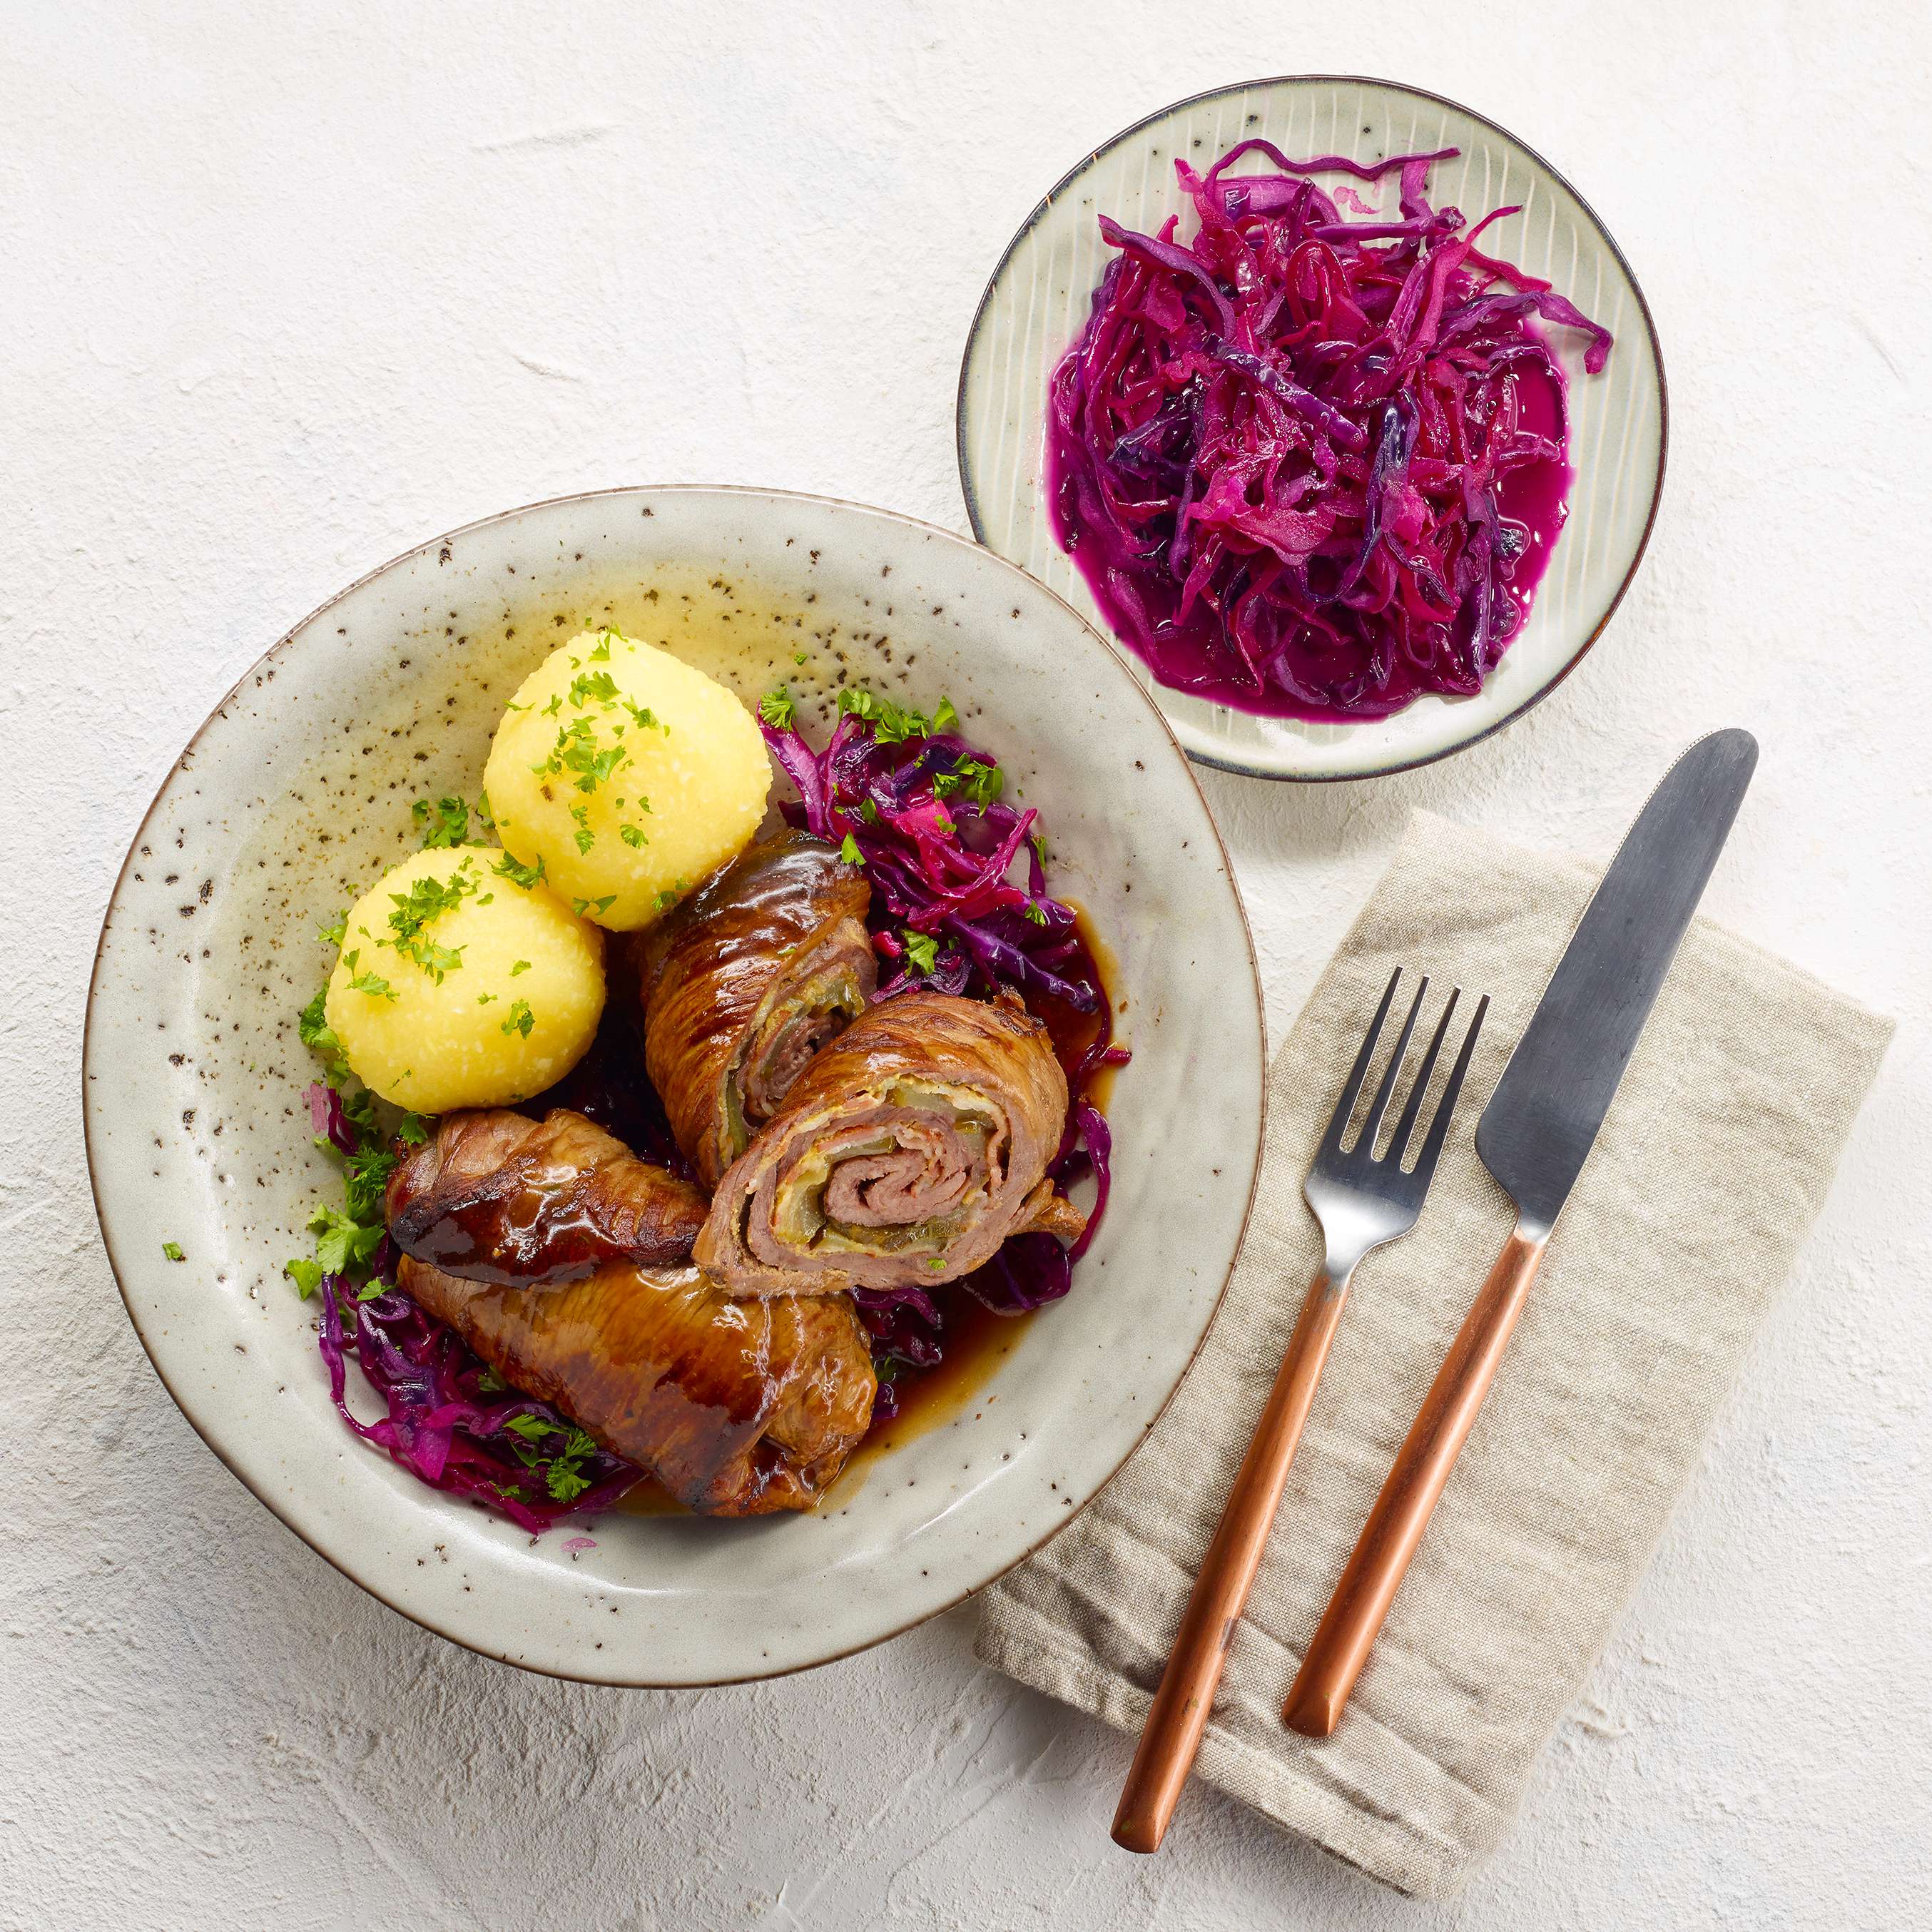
[958, 74, 1667, 782]
[83, 487, 1266, 1686]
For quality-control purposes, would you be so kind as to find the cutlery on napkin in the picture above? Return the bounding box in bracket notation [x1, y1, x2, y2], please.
[975, 806, 1891, 1899]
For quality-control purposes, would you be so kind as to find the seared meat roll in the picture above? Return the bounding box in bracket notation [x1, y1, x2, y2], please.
[387, 1107, 875, 1514]
[396, 1254, 876, 1515]
[386, 1108, 708, 1288]
[695, 990, 1082, 1296]
[634, 832, 876, 1190]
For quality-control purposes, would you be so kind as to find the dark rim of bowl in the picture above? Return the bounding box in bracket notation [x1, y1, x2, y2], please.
[955, 71, 1670, 785]
[82, 482, 1269, 1689]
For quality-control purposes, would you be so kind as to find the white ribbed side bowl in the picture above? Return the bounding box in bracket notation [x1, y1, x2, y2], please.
[958, 74, 1667, 782]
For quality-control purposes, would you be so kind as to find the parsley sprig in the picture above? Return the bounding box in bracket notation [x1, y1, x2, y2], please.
[503, 1413, 602, 1503]
[411, 795, 472, 849]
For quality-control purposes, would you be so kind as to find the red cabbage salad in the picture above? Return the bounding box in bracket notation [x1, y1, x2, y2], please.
[1047, 141, 1612, 721]
[288, 688, 1125, 1516]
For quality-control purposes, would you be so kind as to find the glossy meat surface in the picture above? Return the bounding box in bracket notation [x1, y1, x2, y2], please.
[386, 1107, 875, 1513]
[396, 1254, 876, 1515]
[386, 1108, 708, 1287]
[696, 990, 1078, 1296]
[634, 831, 875, 1190]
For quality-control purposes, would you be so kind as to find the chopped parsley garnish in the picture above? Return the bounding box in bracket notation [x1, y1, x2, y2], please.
[503, 1414, 601, 1501]
[839, 833, 864, 865]
[1023, 902, 1049, 926]
[570, 895, 616, 919]
[162, 1241, 185, 1262]
[589, 630, 617, 661]
[620, 823, 646, 848]
[289, 987, 415, 1306]
[501, 999, 534, 1039]
[411, 794, 471, 849]
[569, 803, 595, 853]
[759, 686, 796, 729]
[385, 860, 478, 977]
[532, 715, 629, 795]
[347, 970, 398, 1001]
[298, 987, 348, 1077]
[412, 940, 465, 982]
[934, 756, 1003, 808]
[284, 1256, 323, 1298]
[307, 1203, 385, 1276]
[474, 790, 495, 831]
[934, 696, 960, 733]
[492, 851, 546, 891]
[317, 910, 347, 947]
[903, 930, 939, 976]
[509, 959, 532, 977]
[567, 669, 619, 708]
[837, 686, 932, 743]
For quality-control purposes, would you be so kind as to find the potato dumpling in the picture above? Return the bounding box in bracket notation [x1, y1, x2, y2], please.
[483, 627, 771, 931]
[324, 847, 604, 1113]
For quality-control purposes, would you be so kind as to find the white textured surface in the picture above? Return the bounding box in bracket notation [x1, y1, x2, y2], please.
[4, 4, 1928, 1928]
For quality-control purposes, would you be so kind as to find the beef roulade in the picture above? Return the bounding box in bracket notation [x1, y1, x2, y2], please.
[634, 831, 876, 1189]
[694, 990, 1082, 1296]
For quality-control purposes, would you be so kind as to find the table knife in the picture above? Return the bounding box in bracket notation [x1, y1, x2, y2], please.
[1282, 728, 1759, 1738]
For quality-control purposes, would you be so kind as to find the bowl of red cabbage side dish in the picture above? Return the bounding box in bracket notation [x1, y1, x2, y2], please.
[959, 75, 1667, 781]
[85, 487, 1265, 1684]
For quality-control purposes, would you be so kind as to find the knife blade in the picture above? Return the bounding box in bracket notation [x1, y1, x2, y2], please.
[1477, 727, 1759, 1234]
[1283, 729, 1758, 1738]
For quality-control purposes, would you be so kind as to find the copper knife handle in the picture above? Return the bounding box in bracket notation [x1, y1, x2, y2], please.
[1112, 1264, 1351, 1854]
[1282, 1224, 1547, 1739]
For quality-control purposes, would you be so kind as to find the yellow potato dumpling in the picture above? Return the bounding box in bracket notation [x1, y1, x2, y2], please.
[324, 847, 604, 1114]
[483, 626, 771, 931]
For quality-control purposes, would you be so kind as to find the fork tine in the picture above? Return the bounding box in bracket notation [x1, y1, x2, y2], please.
[1358, 974, 1429, 1154]
[1406, 993, 1490, 1184]
[1385, 987, 1460, 1168]
[1321, 968, 1403, 1155]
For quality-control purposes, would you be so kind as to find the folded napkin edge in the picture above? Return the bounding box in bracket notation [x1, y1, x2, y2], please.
[975, 1591, 1478, 1901]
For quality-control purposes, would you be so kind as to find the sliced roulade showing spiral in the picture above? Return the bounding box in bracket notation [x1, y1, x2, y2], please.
[695, 990, 1083, 1297]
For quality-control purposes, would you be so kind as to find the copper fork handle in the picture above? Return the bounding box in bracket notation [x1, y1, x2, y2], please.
[1283, 1224, 1547, 1739]
[1112, 1263, 1352, 1854]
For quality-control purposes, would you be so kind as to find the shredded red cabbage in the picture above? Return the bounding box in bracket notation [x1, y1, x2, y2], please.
[1047, 142, 1611, 721]
[317, 1274, 640, 1534]
[762, 690, 1127, 1394]
[306, 1079, 357, 1156]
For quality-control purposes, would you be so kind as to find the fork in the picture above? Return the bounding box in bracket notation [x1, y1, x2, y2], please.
[1111, 967, 1489, 1854]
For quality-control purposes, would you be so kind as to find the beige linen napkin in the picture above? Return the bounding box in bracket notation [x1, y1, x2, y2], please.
[976, 809, 1891, 1899]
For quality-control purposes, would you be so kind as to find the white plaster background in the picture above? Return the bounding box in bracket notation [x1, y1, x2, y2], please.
[4, 3, 1928, 1926]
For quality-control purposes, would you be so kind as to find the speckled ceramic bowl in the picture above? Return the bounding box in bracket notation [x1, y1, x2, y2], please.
[83, 486, 1265, 1685]
[958, 74, 1667, 781]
